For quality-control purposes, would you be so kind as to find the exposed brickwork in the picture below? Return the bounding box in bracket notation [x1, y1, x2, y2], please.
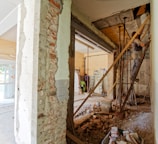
[49, 0, 62, 10]
[37, 0, 66, 143]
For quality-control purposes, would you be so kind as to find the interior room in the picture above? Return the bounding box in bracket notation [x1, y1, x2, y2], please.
[71, 2, 152, 143]
[1, 0, 157, 144]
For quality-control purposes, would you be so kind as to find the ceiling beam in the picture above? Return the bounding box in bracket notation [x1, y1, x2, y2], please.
[75, 38, 94, 50]
[72, 16, 114, 53]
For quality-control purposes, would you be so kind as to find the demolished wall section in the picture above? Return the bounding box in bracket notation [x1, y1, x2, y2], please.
[38, 0, 71, 144]
[15, 0, 71, 144]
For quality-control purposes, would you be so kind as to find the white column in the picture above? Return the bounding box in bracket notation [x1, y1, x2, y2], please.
[14, 0, 40, 143]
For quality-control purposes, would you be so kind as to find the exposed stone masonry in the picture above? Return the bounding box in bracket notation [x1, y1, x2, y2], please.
[37, 0, 67, 144]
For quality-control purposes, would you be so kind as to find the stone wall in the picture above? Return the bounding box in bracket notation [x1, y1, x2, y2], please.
[37, 0, 70, 144]
[37, 0, 60, 143]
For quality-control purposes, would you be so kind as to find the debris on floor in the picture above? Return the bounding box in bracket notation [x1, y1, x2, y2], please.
[101, 126, 144, 144]
[74, 99, 153, 144]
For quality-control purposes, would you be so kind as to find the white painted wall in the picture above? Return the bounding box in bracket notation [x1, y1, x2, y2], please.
[151, 0, 157, 143]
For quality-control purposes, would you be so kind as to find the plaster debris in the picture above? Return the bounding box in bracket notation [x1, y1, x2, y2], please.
[74, 100, 153, 144]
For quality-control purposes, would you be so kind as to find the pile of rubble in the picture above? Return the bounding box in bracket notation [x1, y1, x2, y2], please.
[102, 126, 143, 144]
[74, 105, 153, 144]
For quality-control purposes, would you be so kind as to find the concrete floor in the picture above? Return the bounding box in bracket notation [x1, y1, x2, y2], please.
[0, 100, 15, 144]
[74, 92, 112, 118]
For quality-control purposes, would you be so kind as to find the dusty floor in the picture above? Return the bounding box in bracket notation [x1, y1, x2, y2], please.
[74, 92, 112, 117]
[74, 94, 154, 144]
[0, 100, 15, 144]
[0, 96, 153, 144]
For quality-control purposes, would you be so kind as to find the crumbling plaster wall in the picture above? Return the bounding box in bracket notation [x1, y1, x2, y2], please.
[55, 0, 71, 142]
[15, 0, 71, 144]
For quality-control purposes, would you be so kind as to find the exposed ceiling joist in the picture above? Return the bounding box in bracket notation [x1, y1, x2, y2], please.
[93, 9, 134, 29]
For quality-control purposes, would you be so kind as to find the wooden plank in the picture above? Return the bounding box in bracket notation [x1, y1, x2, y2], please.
[74, 114, 92, 128]
[101, 24, 130, 47]
[66, 130, 85, 144]
[73, 15, 150, 116]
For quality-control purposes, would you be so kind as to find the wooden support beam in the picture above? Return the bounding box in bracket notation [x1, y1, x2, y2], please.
[66, 130, 85, 144]
[67, 24, 75, 136]
[73, 15, 150, 116]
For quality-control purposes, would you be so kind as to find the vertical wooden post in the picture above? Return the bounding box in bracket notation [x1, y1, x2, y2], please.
[67, 19, 75, 143]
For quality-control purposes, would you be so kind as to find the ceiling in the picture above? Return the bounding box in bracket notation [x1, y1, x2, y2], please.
[0, 0, 21, 42]
[72, 0, 150, 22]
[73, 0, 150, 50]
[0, 0, 150, 54]
[94, 4, 150, 47]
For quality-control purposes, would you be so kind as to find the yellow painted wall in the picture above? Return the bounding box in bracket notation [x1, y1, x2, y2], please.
[84, 51, 109, 76]
[75, 51, 85, 76]
[84, 51, 114, 98]
[75, 51, 114, 98]
[75, 51, 111, 76]
[0, 39, 16, 60]
[75, 51, 113, 78]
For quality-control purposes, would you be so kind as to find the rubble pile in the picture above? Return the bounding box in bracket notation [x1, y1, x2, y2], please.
[74, 104, 153, 144]
[103, 126, 143, 144]
[74, 102, 102, 119]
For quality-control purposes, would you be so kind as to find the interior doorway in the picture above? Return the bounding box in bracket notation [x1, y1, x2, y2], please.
[70, 28, 117, 143]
